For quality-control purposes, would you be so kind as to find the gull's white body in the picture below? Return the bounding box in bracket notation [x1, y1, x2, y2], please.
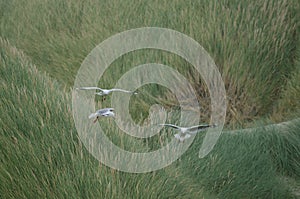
[77, 87, 137, 96]
[159, 123, 216, 142]
[89, 108, 115, 123]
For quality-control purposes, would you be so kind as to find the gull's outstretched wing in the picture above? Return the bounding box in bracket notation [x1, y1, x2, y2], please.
[76, 87, 103, 91]
[187, 124, 212, 134]
[109, 88, 135, 93]
[159, 124, 181, 130]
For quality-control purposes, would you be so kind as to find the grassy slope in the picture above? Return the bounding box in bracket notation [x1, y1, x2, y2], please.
[0, 0, 299, 124]
[0, 0, 300, 198]
[179, 118, 300, 198]
[1, 38, 299, 199]
[0, 39, 214, 199]
[272, 30, 300, 121]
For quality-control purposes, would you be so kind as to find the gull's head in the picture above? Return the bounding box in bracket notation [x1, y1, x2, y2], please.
[106, 109, 115, 118]
[108, 111, 115, 117]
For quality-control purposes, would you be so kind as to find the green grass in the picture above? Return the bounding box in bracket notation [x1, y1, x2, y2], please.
[273, 37, 300, 122]
[1, 0, 300, 198]
[0, 0, 299, 124]
[0, 39, 213, 198]
[179, 119, 300, 198]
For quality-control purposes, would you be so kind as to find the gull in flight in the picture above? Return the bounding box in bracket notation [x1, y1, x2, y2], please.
[89, 108, 115, 123]
[76, 87, 138, 100]
[159, 123, 217, 142]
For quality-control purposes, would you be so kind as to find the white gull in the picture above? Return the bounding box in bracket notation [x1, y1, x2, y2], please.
[76, 86, 138, 96]
[159, 123, 216, 142]
[89, 108, 115, 123]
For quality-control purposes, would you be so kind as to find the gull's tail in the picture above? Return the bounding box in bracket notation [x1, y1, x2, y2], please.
[88, 112, 97, 119]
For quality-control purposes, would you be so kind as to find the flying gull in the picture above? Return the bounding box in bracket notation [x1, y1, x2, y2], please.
[159, 123, 216, 142]
[76, 87, 138, 96]
[89, 108, 115, 123]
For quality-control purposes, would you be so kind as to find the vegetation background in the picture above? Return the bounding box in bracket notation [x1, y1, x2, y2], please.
[1, 0, 299, 198]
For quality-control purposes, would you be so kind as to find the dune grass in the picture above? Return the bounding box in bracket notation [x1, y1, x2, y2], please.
[1, 35, 299, 198]
[272, 37, 300, 122]
[0, 39, 214, 198]
[1, 0, 300, 198]
[0, 0, 299, 124]
[178, 118, 300, 198]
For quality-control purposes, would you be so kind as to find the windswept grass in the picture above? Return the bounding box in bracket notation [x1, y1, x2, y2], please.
[0, 39, 212, 198]
[179, 118, 300, 198]
[273, 38, 300, 121]
[1, 0, 300, 198]
[0, 0, 299, 124]
[1, 36, 299, 198]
